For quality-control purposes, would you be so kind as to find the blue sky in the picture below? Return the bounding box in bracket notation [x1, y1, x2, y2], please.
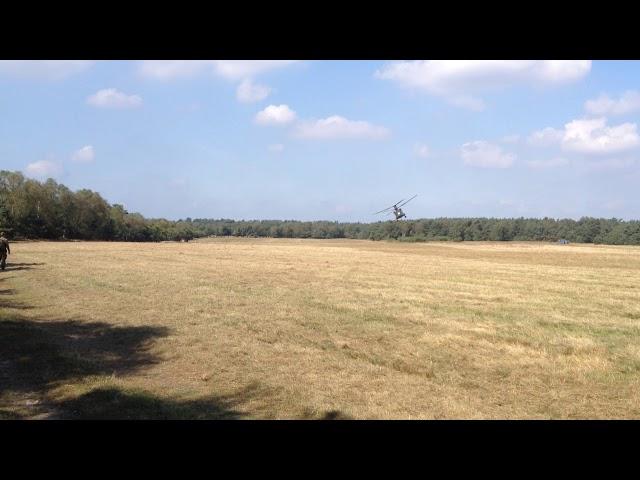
[1, 60, 639, 221]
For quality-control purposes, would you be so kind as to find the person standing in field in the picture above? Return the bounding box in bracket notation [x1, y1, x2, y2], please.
[0, 232, 10, 271]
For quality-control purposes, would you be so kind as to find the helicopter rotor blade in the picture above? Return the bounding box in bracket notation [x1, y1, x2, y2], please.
[397, 194, 417, 208]
[373, 206, 394, 215]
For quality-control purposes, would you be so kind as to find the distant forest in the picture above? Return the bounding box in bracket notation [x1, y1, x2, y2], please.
[1, 170, 639, 245]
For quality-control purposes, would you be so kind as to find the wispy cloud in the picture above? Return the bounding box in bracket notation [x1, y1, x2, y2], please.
[71, 145, 95, 163]
[87, 88, 143, 109]
[527, 127, 564, 147]
[294, 115, 390, 140]
[585, 91, 640, 116]
[24, 160, 62, 178]
[137, 60, 299, 81]
[414, 143, 430, 158]
[461, 141, 515, 168]
[237, 79, 271, 103]
[376, 60, 591, 110]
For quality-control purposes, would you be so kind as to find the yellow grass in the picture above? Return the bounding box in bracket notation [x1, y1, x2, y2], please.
[2, 238, 640, 419]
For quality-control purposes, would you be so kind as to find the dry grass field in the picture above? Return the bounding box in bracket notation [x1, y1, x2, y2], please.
[1, 238, 639, 419]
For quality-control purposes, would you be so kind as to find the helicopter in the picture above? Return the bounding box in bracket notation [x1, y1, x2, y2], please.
[373, 195, 418, 221]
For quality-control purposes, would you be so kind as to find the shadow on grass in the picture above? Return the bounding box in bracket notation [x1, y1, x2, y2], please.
[1, 270, 349, 420]
[56, 389, 353, 420]
[0, 273, 261, 420]
[4, 262, 46, 267]
[1, 262, 45, 272]
[0, 271, 250, 419]
[0, 314, 255, 420]
[1, 270, 178, 417]
[0, 301, 34, 310]
[0, 276, 34, 310]
[3, 266, 39, 272]
[56, 387, 246, 420]
[0, 317, 170, 397]
[0, 314, 350, 420]
[320, 410, 352, 420]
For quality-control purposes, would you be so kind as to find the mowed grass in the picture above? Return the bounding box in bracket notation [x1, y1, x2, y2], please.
[1, 238, 640, 419]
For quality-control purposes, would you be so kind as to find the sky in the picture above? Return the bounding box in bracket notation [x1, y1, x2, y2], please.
[1, 60, 639, 221]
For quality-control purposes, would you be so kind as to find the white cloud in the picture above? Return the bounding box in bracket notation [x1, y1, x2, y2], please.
[376, 60, 591, 110]
[137, 60, 212, 80]
[294, 115, 390, 140]
[237, 79, 271, 103]
[585, 91, 640, 116]
[254, 104, 296, 125]
[461, 141, 515, 168]
[528, 118, 640, 154]
[268, 143, 284, 153]
[24, 160, 62, 178]
[212, 60, 298, 80]
[138, 61, 297, 105]
[527, 157, 569, 169]
[87, 88, 143, 109]
[562, 118, 639, 154]
[138, 60, 298, 81]
[71, 145, 95, 163]
[414, 143, 430, 158]
[0, 60, 94, 80]
[527, 127, 564, 147]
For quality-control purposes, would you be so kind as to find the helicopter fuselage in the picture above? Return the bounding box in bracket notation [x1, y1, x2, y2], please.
[393, 207, 406, 220]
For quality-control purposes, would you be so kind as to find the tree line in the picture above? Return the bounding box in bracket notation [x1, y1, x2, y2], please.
[0, 171, 195, 242]
[1, 170, 639, 245]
